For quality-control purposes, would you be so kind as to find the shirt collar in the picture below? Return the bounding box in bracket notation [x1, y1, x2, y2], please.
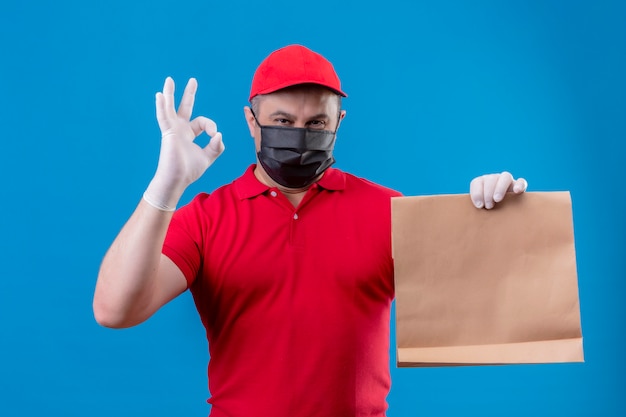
[316, 166, 346, 191]
[235, 164, 346, 200]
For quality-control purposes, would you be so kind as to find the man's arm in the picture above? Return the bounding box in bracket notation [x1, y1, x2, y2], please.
[93, 77, 225, 328]
[93, 202, 186, 328]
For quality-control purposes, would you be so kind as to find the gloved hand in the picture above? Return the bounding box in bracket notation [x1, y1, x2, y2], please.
[470, 171, 527, 209]
[144, 77, 225, 211]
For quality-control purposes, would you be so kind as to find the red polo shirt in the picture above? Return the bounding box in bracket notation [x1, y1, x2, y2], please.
[163, 165, 401, 417]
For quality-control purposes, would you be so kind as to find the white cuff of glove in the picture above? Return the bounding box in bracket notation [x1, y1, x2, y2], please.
[143, 190, 176, 212]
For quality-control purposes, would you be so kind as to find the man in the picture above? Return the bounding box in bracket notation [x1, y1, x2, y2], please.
[93, 45, 527, 416]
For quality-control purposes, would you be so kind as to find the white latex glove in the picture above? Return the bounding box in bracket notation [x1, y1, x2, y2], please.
[469, 171, 527, 209]
[145, 77, 225, 210]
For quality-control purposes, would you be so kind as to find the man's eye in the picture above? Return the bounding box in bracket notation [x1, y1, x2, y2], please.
[308, 120, 327, 129]
[274, 118, 291, 125]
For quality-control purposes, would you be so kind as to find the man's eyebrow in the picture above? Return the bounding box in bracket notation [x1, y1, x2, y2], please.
[268, 110, 297, 119]
[268, 110, 330, 120]
[308, 113, 331, 120]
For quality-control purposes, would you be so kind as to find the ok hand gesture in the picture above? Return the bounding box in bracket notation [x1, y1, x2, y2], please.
[146, 77, 225, 210]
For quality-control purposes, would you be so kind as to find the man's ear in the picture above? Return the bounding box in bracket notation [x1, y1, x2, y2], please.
[243, 106, 256, 138]
[336, 109, 347, 130]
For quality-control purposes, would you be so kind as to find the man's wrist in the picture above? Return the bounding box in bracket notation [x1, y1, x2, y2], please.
[143, 177, 185, 212]
[142, 190, 176, 212]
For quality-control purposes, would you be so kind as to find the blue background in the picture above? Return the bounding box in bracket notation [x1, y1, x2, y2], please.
[1, 0, 624, 415]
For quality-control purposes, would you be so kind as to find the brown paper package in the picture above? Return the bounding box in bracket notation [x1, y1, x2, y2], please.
[391, 192, 583, 367]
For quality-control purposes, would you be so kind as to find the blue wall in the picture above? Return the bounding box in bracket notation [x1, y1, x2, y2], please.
[1, 1, 624, 415]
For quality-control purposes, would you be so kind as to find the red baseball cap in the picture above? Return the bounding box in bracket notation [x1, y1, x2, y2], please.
[249, 44, 347, 101]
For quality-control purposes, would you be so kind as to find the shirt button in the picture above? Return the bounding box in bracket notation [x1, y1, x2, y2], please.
[293, 213, 299, 220]
[270, 191, 277, 197]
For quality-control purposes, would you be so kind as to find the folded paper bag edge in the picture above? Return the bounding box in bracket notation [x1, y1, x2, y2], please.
[397, 337, 584, 367]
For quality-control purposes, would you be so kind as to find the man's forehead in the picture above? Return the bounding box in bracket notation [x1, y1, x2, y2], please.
[256, 85, 341, 112]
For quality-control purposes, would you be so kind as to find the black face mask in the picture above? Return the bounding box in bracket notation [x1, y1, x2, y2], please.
[254, 114, 337, 189]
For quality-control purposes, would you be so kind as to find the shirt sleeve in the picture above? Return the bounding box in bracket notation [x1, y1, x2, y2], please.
[162, 194, 209, 288]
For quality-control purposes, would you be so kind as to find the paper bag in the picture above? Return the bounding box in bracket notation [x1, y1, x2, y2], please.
[391, 192, 583, 366]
